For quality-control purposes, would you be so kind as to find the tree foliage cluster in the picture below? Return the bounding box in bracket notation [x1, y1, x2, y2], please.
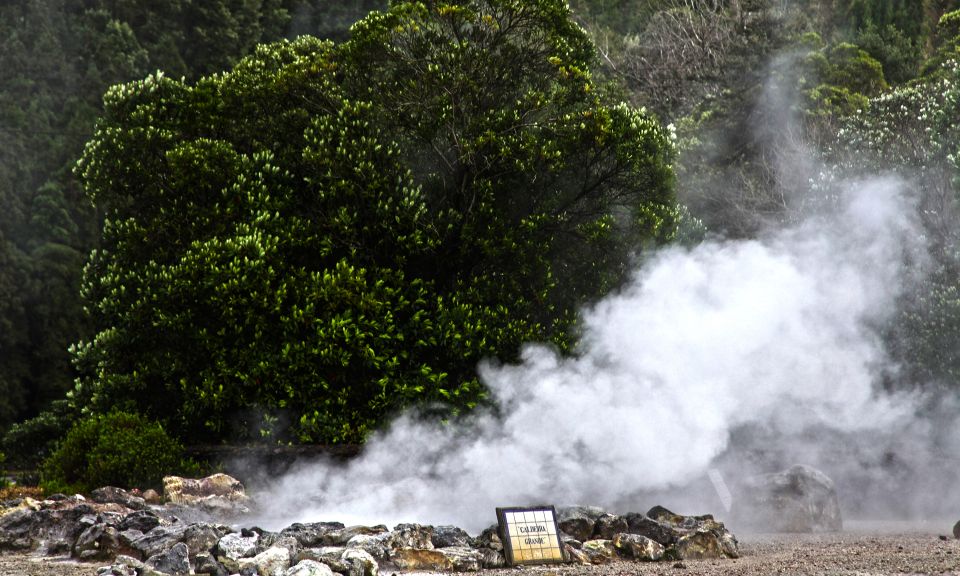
[0, 0, 375, 451]
[71, 0, 678, 445]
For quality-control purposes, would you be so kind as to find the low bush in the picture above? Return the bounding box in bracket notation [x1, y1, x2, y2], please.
[40, 410, 199, 494]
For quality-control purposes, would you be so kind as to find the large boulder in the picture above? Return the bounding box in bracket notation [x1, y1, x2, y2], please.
[557, 506, 605, 542]
[644, 506, 739, 559]
[163, 473, 250, 516]
[238, 546, 292, 576]
[90, 487, 147, 511]
[432, 525, 475, 548]
[281, 522, 346, 547]
[611, 533, 664, 561]
[145, 542, 191, 576]
[581, 539, 616, 564]
[736, 464, 842, 532]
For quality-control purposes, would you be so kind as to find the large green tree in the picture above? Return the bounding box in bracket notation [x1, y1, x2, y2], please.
[74, 0, 678, 444]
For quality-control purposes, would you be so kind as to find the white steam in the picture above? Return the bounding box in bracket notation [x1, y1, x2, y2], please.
[255, 177, 932, 533]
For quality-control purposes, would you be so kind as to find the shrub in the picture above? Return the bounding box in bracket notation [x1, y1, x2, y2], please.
[40, 410, 199, 494]
[2, 399, 80, 471]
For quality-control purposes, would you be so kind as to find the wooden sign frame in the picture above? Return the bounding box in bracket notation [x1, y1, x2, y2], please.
[496, 505, 566, 566]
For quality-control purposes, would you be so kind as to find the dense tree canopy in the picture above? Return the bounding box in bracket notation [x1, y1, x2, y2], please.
[73, 0, 678, 444]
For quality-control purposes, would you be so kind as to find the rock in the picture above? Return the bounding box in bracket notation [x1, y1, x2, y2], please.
[436, 546, 483, 571]
[97, 555, 144, 576]
[281, 522, 346, 547]
[145, 541, 191, 576]
[954, 520, 960, 539]
[432, 525, 474, 548]
[612, 532, 665, 561]
[391, 548, 452, 571]
[560, 532, 582, 548]
[143, 489, 162, 504]
[217, 531, 259, 571]
[295, 546, 350, 574]
[557, 506, 605, 542]
[73, 523, 120, 560]
[163, 473, 250, 516]
[346, 533, 390, 561]
[476, 525, 502, 551]
[341, 548, 379, 576]
[195, 551, 231, 576]
[119, 510, 162, 533]
[674, 531, 724, 560]
[564, 543, 590, 565]
[286, 560, 337, 576]
[595, 513, 629, 540]
[581, 539, 616, 564]
[737, 465, 842, 532]
[623, 512, 680, 545]
[259, 533, 302, 559]
[390, 523, 434, 549]
[0, 498, 93, 554]
[326, 525, 388, 547]
[640, 506, 739, 559]
[238, 546, 292, 576]
[478, 547, 506, 568]
[131, 521, 227, 560]
[90, 487, 147, 511]
[181, 522, 230, 560]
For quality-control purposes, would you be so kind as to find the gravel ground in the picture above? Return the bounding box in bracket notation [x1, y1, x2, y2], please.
[0, 521, 957, 576]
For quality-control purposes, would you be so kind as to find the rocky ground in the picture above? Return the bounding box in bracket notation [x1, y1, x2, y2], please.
[2, 522, 958, 576]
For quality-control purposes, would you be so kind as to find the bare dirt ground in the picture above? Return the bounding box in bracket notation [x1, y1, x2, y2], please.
[0, 521, 957, 576]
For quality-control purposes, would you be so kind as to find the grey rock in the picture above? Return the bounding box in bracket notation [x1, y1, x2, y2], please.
[736, 464, 842, 532]
[295, 546, 350, 574]
[195, 551, 231, 576]
[345, 533, 390, 561]
[324, 525, 387, 547]
[259, 533, 302, 559]
[478, 547, 506, 568]
[120, 510, 162, 533]
[91, 487, 147, 511]
[612, 532, 665, 561]
[595, 514, 628, 540]
[432, 525, 474, 548]
[623, 512, 679, 545]
[476, 525, 502, 551]
[145, 541, 191, 576]
[390, 523, 434, 549]
[73, 523, 120, 560]
[953, 520, 960, 539]
[132, 524, 188, 558]
[0, 498, 91, 554]
[281, 522, 346, 547]
[557, 506, 605, 542]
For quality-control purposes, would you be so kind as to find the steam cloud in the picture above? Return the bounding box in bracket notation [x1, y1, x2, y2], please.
[254, 176, 954, 533]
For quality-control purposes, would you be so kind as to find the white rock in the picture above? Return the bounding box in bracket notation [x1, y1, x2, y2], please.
[285, 559, 336, 576]
[239, 546, 292, 576]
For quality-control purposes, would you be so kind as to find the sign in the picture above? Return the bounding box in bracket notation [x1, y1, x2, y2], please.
[496, 506, 565, 566]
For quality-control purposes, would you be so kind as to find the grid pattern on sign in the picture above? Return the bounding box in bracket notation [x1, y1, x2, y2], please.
[504, 509, 562, 563]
